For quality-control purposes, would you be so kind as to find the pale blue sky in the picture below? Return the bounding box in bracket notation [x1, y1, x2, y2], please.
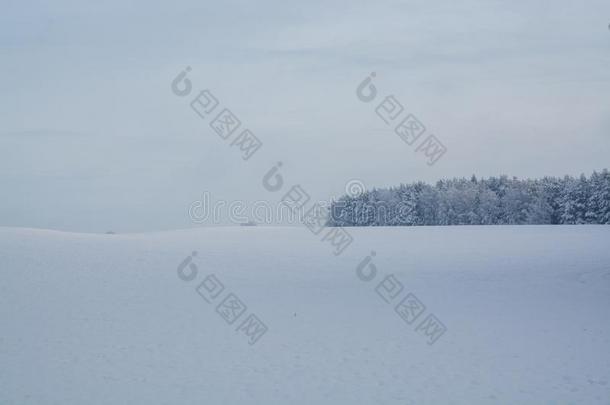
[1, 0, 609, 231]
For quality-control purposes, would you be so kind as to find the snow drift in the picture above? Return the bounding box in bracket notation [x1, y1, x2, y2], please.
[1, 225, 609, 404]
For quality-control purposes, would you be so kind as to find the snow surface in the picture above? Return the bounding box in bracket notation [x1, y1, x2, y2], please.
[1, 225, 610, 404]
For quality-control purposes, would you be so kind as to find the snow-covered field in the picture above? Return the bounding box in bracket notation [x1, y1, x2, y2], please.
[1, 225, 609, 404]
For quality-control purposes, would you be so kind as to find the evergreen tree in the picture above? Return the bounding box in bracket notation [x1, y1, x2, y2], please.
[327, 170, 609, 226]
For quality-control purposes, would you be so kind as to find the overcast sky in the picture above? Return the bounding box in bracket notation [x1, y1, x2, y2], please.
[1, 0, 609, 232]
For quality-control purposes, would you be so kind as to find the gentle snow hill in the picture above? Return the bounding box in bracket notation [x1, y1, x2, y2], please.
[1, 225, 610, 404]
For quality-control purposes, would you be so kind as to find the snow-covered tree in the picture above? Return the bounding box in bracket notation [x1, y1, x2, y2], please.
[327, 170, 609, 226]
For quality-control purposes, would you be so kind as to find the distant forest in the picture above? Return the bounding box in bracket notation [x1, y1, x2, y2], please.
[328, 170, 610, 226]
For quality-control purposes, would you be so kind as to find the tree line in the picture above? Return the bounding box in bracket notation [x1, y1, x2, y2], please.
[327, 170, 610, 226]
